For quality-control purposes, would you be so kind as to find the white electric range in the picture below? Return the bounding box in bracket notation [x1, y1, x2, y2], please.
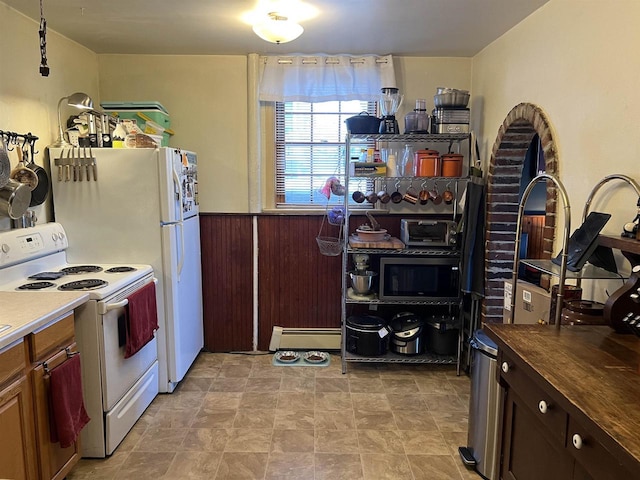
[0, 223, 159, 458]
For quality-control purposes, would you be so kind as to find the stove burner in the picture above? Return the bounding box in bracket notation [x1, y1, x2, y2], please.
[28, 271, 67, 281]
[105, 266, 137, 273]
[18, 281, 56, 290]
[61, 265, 103, 275]
[58, 279, 108, 291]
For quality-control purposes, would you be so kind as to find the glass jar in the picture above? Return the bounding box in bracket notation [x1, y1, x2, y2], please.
[401, 144, 414, 177]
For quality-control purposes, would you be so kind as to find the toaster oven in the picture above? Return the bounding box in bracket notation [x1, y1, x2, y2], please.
[400, 219, 458, 248]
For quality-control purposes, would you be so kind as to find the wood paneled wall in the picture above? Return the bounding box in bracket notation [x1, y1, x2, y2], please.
[522, 214, 546, 259]
[257, 216, 343, 350]
[200, 214, 343, 352]
[199, 213, 453, 351]
[200, 214, 254, 352]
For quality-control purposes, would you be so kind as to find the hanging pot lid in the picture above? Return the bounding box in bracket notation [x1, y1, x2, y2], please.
[390, 312, 424, 332]
[346, 315, 386, 331]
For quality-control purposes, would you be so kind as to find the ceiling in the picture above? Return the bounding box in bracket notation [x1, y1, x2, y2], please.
[5, 0, 548, 56]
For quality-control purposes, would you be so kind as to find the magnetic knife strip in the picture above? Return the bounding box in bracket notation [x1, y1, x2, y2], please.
[54, 147, 97, 181]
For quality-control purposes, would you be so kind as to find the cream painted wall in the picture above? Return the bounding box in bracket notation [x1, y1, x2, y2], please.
[97, 55, 249, 213]
[0, 3, 99, 230]
[471, 0, 640, 301]
[395, 57, 471, 123]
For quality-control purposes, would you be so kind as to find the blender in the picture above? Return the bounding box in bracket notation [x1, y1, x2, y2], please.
[379, 87, 403, 134]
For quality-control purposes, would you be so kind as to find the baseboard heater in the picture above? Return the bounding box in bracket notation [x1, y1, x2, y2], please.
[268, 326, 342, 351]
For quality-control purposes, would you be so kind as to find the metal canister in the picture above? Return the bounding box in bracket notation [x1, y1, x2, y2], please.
[414, 150, 440, 177]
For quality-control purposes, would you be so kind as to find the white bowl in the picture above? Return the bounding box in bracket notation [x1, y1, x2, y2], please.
[355, 228, 388, 242]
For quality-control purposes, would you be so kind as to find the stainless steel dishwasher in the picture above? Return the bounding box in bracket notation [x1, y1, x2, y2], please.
[459, 329, 503, 480]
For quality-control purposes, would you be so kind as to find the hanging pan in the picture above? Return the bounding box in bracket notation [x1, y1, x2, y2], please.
[10, 144, 39, 191]
[0, 135, 10, 189]
[26, 140, 50, 206]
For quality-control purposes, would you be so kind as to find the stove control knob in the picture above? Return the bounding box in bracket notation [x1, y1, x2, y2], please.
[1, 243, 9, 254]
[51, 232, 59, 241]
[58, 231, 65, 240]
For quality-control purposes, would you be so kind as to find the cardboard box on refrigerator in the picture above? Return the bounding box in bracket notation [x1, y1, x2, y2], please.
[503, 279, 551, 324]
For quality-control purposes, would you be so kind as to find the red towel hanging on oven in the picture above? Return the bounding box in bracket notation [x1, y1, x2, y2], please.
[49, 353, 90, 448]
[124, 281, 159, 358]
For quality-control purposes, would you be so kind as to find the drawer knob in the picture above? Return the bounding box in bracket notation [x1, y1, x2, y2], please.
[501, 361, 510, 373]
[572, 434, 583, 449]
[538, 400, 548, 414]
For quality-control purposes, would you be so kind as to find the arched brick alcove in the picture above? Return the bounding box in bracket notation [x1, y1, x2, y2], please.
[483, 103, 559, 323]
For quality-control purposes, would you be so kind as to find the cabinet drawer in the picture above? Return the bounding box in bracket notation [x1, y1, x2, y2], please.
[499, 351, 567, 447]
[567, 416, 638, 480]
[27, 313, 75, 363]
[0, 340, 26, 387]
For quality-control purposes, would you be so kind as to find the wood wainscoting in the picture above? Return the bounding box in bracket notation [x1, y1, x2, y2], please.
[200, 214, 254, 352]
[200, 214, 342, 352]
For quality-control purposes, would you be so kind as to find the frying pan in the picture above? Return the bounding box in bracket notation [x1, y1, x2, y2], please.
[27, 141, 50, 206]
[10, 146, 38, 191]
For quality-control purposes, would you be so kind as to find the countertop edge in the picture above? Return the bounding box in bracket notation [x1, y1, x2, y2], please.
[484, 322, 640, 473]
[0, 293, 89, 350]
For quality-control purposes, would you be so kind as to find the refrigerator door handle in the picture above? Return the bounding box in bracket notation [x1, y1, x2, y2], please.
[172, 166, 186, 279]
[172, 162, 185, 224]
[177, 221, 185, 279]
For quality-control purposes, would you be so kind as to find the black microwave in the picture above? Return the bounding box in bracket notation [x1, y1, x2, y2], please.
[379, 256, 460, 302]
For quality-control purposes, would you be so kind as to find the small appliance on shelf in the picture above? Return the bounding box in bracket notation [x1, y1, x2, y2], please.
[379, 87, 403, 134]
[432, 87, 470, 134]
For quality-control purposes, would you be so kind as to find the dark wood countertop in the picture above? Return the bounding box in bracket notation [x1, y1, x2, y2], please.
[484, 324, 640, 469]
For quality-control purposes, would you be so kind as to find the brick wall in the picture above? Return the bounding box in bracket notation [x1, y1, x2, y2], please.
[483, 103, 558, 323]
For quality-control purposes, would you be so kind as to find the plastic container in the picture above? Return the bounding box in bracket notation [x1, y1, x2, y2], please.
[112, 122, 127, 149]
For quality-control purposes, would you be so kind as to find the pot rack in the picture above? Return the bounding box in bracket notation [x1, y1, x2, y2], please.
[0, 130, 40, 155]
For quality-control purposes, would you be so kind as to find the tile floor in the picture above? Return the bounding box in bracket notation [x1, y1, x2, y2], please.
[68, 352, 479, 480]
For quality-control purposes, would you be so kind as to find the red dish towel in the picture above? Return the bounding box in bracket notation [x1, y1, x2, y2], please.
[124, 281, 159, 359]
[49, 354, 90, 448]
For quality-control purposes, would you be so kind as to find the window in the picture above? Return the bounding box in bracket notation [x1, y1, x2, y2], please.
[275, 100, 376, 208]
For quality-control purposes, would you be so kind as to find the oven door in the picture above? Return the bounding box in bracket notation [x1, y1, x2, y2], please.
[98, 277, 158, 411]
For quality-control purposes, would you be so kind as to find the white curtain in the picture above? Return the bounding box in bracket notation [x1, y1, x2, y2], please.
[258, 54, 396, 102]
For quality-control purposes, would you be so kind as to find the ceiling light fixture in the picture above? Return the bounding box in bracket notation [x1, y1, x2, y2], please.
[252, 12, 303, 44]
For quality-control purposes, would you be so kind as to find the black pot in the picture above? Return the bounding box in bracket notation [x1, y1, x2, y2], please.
[389, 312, 425, 355]
[345, 112, 382, 134]
[424, 316, 459, 355]
[346, 315, 388, 356]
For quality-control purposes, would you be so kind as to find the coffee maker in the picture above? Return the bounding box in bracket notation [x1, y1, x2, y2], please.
[379, 87, 403, 134]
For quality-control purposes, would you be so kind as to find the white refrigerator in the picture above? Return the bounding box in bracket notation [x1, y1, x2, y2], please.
[49, 147, 203, 393]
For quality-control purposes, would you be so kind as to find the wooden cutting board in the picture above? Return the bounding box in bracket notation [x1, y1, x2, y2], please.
[349, 235, 405, 249]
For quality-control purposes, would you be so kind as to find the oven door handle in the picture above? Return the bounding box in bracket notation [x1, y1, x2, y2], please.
[97, 278, 157, 314]
[99, 299, 129, 314]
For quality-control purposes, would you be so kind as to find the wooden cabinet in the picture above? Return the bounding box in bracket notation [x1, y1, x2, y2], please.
[501, 387, 572, 480]
[27, 312, 82, 480]
[0, 340, 37, 480]
[497, 345, 640, 480]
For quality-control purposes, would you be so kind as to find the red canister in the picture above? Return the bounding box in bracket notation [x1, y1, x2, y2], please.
[441, 153, 463, 177]
[414, 150, 440, 177]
